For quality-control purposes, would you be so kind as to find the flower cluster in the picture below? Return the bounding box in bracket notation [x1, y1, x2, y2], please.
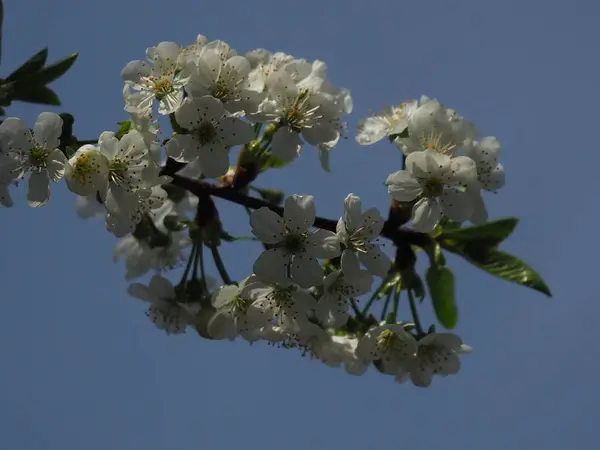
[0, 34, 505, 388]
[356, 96, 506, 231]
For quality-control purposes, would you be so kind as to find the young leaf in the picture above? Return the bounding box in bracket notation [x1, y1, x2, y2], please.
[11, 85, 60, 105]
[261, 153, 292, 170]
[426, 267, 458, 329]
[444, 241, 552, 297]
[440, 217, 518, 247]
[17, 52, 79, 86]
[5, 48, 49, 82]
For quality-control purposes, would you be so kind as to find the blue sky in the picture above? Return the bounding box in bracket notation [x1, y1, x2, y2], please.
[1, 0, 598, 449]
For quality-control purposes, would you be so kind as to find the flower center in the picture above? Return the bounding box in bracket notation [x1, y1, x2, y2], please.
[419, 130, 456, 156]
[194, 121, 217, 145]
[72, 152, 100, 185]
[423, 179, 444, 198]
[282, 233, 306, 253]
[28, 146, 50, 170]
[281, 90, 321, 132]
[109, 158, 128, 185]
[211, 77, 233, 102]
[231, 295, 249, 315]
[149, 76, 174, 99]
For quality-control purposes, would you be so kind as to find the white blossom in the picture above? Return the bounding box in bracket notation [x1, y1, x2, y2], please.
[395, 332, 472, 387]
[187, 44, 265, 116]
[121, 41, 192, 116]
[315, 263, 373, 328]
[165, 96, 254, 178]
[64, 144, 109, 197]
[176, 34, 208, 67]
[240, 274, 317, 335]
[355, 101, 418, 145]
[336, 194, 391, 277]
[112, 198, 192, 278]
[355, 323, 417, 375]
[386, 150, 477, 232]
[463, 136, 506, 223]
[106, 185, 167, 237]
[0, 113, 67, 207]
[313, 335, 370, 376]
[250, 194, 340, 288]
[257, 70, 346, 164]
[207, 278, 256, 341]
[127, 275, 193, 335]
[394, 96, 477, 156]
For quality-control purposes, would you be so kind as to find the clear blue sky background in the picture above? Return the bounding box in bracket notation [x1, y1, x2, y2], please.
[1, 0, 598, 449]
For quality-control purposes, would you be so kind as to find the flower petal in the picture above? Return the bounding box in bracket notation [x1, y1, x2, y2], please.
[271, 126, 302, 162]
[343, 193, 362, 231]
[253, 248, 289, 285]
[27, 171, 50, 207]
[218, 116, 255, 147]
[292, 252, 323, 288]
[46, 149, 67, 182]
[284, 194, 315, 233]
[355, 116, 390, 145]
[359, 244, 392, 278]
[386, 170, 422, 202]
[33, 112, 62, 149]
[440, 189, 473, 222]
[411, 197, 441, 232]
[306, 229, 340, 258]
[250, 207, 285, 244]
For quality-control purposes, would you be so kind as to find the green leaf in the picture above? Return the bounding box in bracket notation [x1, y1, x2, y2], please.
[262, 153, 292, 170]
[11, 85, 60, 105]
[426, 267, 458, 329]
[17, 52, 78, 86]
[441, 217, 518, 247]
[5, 48, 48, 82]
[442, 240, 552, 297]
[115, 120, 134, 139]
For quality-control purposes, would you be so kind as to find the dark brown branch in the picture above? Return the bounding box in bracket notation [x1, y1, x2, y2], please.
[163, 169, 431, 248]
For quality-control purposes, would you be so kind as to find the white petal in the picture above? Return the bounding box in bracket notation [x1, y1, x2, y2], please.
[410, 366, 434, 387]
[253, 249, 289, 285]
[46, 149, 67, 182]
[196, 142, 229, 178]
[359, 244, 392, 278]
[406, 150, 449, 179]
[99, 132, 120, 159]
[211, 285, 240, 309]
[165, 134, 193, 162]
[33, 112, 62, 149]
[315, 293, 349, 328]
[207, 312, 237, 340]
[218, 117, 255, 147]
[0, 117, 33, 152]
[284, 194, 315, 233]
[411, 197, 441, 232]
[150, 42, 180, 74]
[127, 283, 156, 303]
[386, 170, 422, 202]
[148, 275, 176, 300]
[468, 189, 488, 224]
[343, 193, 362, 231]
[440, 189, 473, 222]
[302, 123, 339, 147]
[266, 70, 298, 102]
[481, 162, 505, 191]
[340, 250, 362, 278]
[224, 55, 251, 78]
[158, 90, 184, 115]
[27, 171, 50, 207]
[355, 116, 390, 145]
[292, 252, 324, 288]
[121, 60, 151, 84]
[359, 207, 384, 240]
[305, 229, 340, 258]
[196, 95, 226, 122]
[446, 156, 477, 185]
[271, 127, 302, 162]
[250, 207, 285, 244]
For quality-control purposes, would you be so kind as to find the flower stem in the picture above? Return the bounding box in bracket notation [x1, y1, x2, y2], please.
[210, 245, 233, 285]
[349, 297, 362, 318]
[407, 288, 424, 335]
[179, 243, 197, 287]
[391, 280, 402, 322]
[380, 288, 393, 321]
